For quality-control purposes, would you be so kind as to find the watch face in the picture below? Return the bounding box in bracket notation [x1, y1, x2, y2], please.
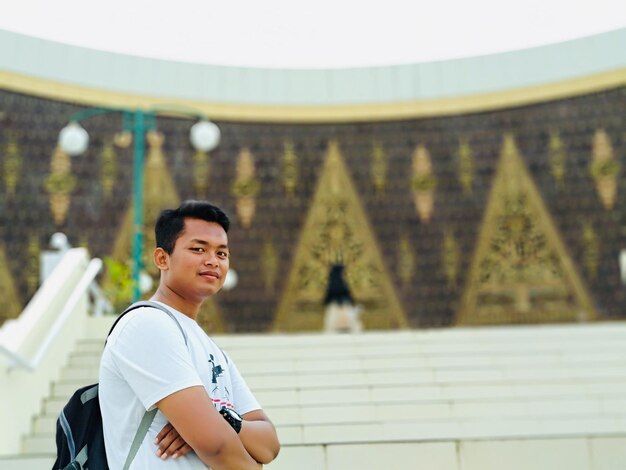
[220, 407, 243, 433]
[226, 408, 243, 422]
[221, 407, 242, 422]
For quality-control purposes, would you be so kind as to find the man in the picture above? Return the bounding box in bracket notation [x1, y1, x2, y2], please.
[99, 201, 280, 469]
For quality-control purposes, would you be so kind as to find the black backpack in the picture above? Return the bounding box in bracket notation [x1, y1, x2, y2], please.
[52, 301, 187, 470]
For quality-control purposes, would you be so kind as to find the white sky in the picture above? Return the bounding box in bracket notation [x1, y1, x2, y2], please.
[1, 0, 625, 68]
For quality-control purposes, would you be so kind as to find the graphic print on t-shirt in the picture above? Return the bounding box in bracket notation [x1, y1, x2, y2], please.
[208, 354, 223, 388]
[207, 353, 232, 408]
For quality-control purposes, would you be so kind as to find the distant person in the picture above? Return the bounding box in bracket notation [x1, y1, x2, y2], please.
[323, 263, 362, 333]
[99, 200, 280, 469]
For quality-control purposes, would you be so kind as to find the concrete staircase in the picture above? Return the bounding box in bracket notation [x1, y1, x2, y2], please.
[5, 321, 626, 469]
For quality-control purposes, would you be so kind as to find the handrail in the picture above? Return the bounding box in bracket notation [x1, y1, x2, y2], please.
[88, 277, 114, 317]
[1, 257, 109, 371]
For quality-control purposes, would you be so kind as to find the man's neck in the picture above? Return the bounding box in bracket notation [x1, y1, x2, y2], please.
[151, 286, 202, 320]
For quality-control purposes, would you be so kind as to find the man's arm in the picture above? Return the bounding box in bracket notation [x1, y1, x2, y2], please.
[239, 409, 281, 464]
[157, 386, 262, 470]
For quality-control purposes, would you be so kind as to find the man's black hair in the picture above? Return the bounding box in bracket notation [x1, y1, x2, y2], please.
[155, 200, 230, 254]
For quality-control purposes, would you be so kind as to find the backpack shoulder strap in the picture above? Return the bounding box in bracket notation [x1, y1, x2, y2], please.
[123, 408, 158, 470]
[107, 300, 188, 345]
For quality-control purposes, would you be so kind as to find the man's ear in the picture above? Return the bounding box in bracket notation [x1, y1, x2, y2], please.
[153, 247, 169, 271]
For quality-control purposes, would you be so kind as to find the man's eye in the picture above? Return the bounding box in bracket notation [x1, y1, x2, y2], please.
[192, 247, 205, 253]
[218, 251, 229, 258]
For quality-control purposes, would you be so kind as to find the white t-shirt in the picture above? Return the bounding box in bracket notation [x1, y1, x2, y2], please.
[99, 302, 260, 469]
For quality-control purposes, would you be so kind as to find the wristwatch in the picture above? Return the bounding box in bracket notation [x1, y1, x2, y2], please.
[219, 406, 243, 434]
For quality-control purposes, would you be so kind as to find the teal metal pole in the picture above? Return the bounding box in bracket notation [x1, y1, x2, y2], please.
[132, 110, 145, 301]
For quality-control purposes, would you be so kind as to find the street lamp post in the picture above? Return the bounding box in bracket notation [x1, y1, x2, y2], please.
[59, 106, 220, 301]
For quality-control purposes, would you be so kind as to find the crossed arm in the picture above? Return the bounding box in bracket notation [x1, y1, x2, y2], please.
[237, 409, 280, 464]
[156, 385, 280, 468]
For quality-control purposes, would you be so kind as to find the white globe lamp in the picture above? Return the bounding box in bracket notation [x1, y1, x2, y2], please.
[190, 120, 220, 152]
[139, 270, 154, 294]
[49, 232, 71, 251]
[59, 122, 89, 156]
[222, 269, 238, 291]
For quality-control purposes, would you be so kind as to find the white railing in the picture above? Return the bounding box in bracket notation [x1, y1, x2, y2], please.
[0, 258, 111, 370]
[0, 247, 114, 456]
[0, 248, 114, 371]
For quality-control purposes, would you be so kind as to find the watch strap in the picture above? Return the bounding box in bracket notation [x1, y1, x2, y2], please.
[220, 407, 242, 434]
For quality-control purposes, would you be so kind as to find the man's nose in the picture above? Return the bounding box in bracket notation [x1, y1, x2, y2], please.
[204, 253, 218, 266]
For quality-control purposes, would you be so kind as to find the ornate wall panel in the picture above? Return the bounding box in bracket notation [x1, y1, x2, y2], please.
[0, 86, 625, 331]
[273, 141, 407, 331]
[457, 135, 596, 324]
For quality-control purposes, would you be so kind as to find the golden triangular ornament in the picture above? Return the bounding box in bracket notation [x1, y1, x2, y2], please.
[273, 141, 407, 331]
[0, 243, 22, 325]
[111, 131, 180, 276]
[457, 134, 596, 325]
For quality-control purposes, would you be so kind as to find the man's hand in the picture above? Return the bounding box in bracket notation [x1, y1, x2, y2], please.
[155, 423, 192, 460]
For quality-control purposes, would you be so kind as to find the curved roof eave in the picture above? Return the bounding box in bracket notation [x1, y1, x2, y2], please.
[1, 28, 625, 122]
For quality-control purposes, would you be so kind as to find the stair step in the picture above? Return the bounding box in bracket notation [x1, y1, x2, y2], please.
[32, 415, 58, 434]
[71, 325, 626, 350]
[73, 341, 106, 353]
[281, 414, 626, 446]
[59, 366, 99, 382]
[0, 454, 55, 470]
[23, 414, 626, 453]
[58, 355, 626, 380]
[243, 365, 626, 389]
[57, 357, 626, 383]
[49, 363, 626, 399]
[21, 434, 55, 454]
[44, 372, 626, 413]
[44, 397, 73, 416]
[52, 380, 99, 398]
[66, 353, 102, 367]
[31, 394, 626, 438]
[227, 343, 626, 359]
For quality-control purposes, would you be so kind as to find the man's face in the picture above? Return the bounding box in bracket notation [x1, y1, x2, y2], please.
[163, 218, 230, 301]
